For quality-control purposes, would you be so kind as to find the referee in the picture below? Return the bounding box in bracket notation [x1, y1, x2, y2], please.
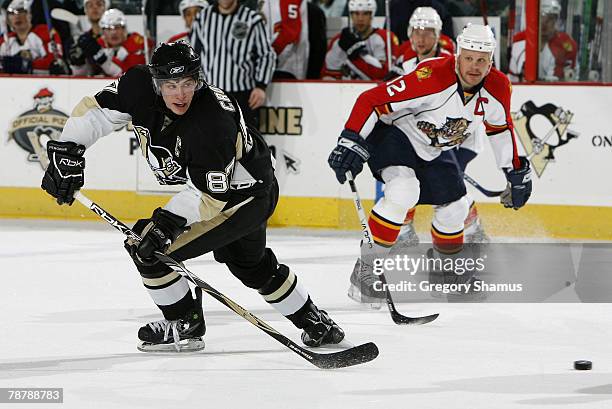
[190, 0, 276, 126]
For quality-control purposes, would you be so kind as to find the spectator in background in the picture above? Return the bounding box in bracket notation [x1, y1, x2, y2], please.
[168, 0, 207, 43]
[508, 0, 577, 81]
[67, 0, 108, 72]
[0, 0, 67, 74]
[321, 0, 397, 80]
[190, 0, 276, 126]
[394, 6, 453, 75]
[261, 0, 309, 79]
[82, 0, 108, 39]
[313, 0, 347, 18]
[27, 0, 80, 57]
[390, 0, 453, 43]
[70, 8, 150, 76]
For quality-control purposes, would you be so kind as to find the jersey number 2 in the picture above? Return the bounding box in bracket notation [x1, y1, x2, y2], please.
[386, 80, 406, 97]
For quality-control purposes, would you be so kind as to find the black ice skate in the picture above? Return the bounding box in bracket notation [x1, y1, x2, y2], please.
[299, 302, 345, 347]
[347, 258, 385, 306]
[137, 294, 206, 353]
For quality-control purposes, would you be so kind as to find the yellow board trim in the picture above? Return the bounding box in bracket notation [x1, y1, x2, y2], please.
[1, 187, 612, 240]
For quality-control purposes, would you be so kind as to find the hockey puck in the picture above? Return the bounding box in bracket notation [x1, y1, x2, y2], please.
[574, 360, 592, 370]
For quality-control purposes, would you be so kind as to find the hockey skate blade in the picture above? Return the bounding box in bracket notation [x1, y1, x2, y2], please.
[137, 338, 205, 353]
[347, 285, 383, 310]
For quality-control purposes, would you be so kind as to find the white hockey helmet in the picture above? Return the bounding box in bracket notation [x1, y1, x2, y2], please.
[7, 0, 32, 13]
[456, 23, 496, 57]
[541, 0, 562, 15]
[179, 0, 208, 16]
[84, 0, 110, 9]
[100, 8, 127, 29]
[348, 0, 376, 15]
[408, 7, 442, 38]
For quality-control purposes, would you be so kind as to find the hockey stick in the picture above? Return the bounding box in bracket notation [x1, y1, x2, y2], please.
[448, 150, 504, 198]
[32, 138, 377, 368]
[1, 8, 8, 43]
[462, 173, 504, 198]
[50, 8, 79, 25]
[345, 172, 439, 325]
[41, 0, 70, 73]
[65, 189, 378, 369]
[141, 0, 149, 64]
[479, 0, 489, 26]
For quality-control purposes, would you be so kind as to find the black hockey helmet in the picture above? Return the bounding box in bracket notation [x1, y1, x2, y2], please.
[149, 42, 205, 94]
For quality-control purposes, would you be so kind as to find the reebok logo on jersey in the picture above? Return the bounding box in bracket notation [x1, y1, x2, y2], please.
[170, 66, 185, 74]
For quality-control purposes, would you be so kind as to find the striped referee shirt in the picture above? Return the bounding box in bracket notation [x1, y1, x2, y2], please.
[190, 4, 276, 92]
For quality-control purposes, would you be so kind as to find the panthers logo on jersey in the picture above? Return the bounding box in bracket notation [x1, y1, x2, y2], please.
[134, 125, 187, 185]
[417, 117, 471, 148]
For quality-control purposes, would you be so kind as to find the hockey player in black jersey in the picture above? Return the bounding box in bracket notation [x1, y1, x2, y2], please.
[41, 42, 344, 352]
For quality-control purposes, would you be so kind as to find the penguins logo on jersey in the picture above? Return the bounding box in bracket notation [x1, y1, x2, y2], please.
[417, 117, 471, 148]
[511, 101, 578, 177]
[8, 88, 68, 165]
[134, 125, 187, 185]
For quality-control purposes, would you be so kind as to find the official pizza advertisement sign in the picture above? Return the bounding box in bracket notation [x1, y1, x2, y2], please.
[0, 77, 137, 191]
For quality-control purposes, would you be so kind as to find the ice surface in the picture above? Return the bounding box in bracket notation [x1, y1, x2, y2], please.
[1, 219, 611, 409]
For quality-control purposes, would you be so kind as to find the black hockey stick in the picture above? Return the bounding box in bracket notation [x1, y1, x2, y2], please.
[71, 191, 379, 369]
[41, 0, 69, 73]
[448, 150, 505, 198]
[345, 172, 439, 325]
[462, 173, 504, 198]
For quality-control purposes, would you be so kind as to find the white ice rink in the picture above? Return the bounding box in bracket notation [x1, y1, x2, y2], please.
[1, 219, 612, 409]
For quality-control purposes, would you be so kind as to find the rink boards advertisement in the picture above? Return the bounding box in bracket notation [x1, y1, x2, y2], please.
[0, 76, 611, 239]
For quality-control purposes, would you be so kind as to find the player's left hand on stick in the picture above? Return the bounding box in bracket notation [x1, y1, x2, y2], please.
[125, 208, 190, 266]
[501, 157, 532, 210]
[41, 140, 86, 205]
[328, 129, 371, 184]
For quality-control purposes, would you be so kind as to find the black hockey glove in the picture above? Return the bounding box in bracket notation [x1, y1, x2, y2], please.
[328, 129, 371, 184]
[78, 33, 107, 65]
[49, 59, 70, 75]
[68, 43, 86, 66]
[125, 208, 189, 267]
[2, 55, 32, 74]
[41, 140, 86, 205]
[501, 157, 532, 210]
[338, 28, 366, 60]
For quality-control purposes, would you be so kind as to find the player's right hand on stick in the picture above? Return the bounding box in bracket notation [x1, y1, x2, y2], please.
[501, 157, 532, 210]
[328, 129, 371, 184]
[41, 140, 86, 205]
[124, 208, 189, 267]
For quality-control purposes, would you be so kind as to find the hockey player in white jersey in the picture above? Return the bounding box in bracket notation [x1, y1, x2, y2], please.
[328, 24, 532, 303]
[391, 7, 490, 251]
